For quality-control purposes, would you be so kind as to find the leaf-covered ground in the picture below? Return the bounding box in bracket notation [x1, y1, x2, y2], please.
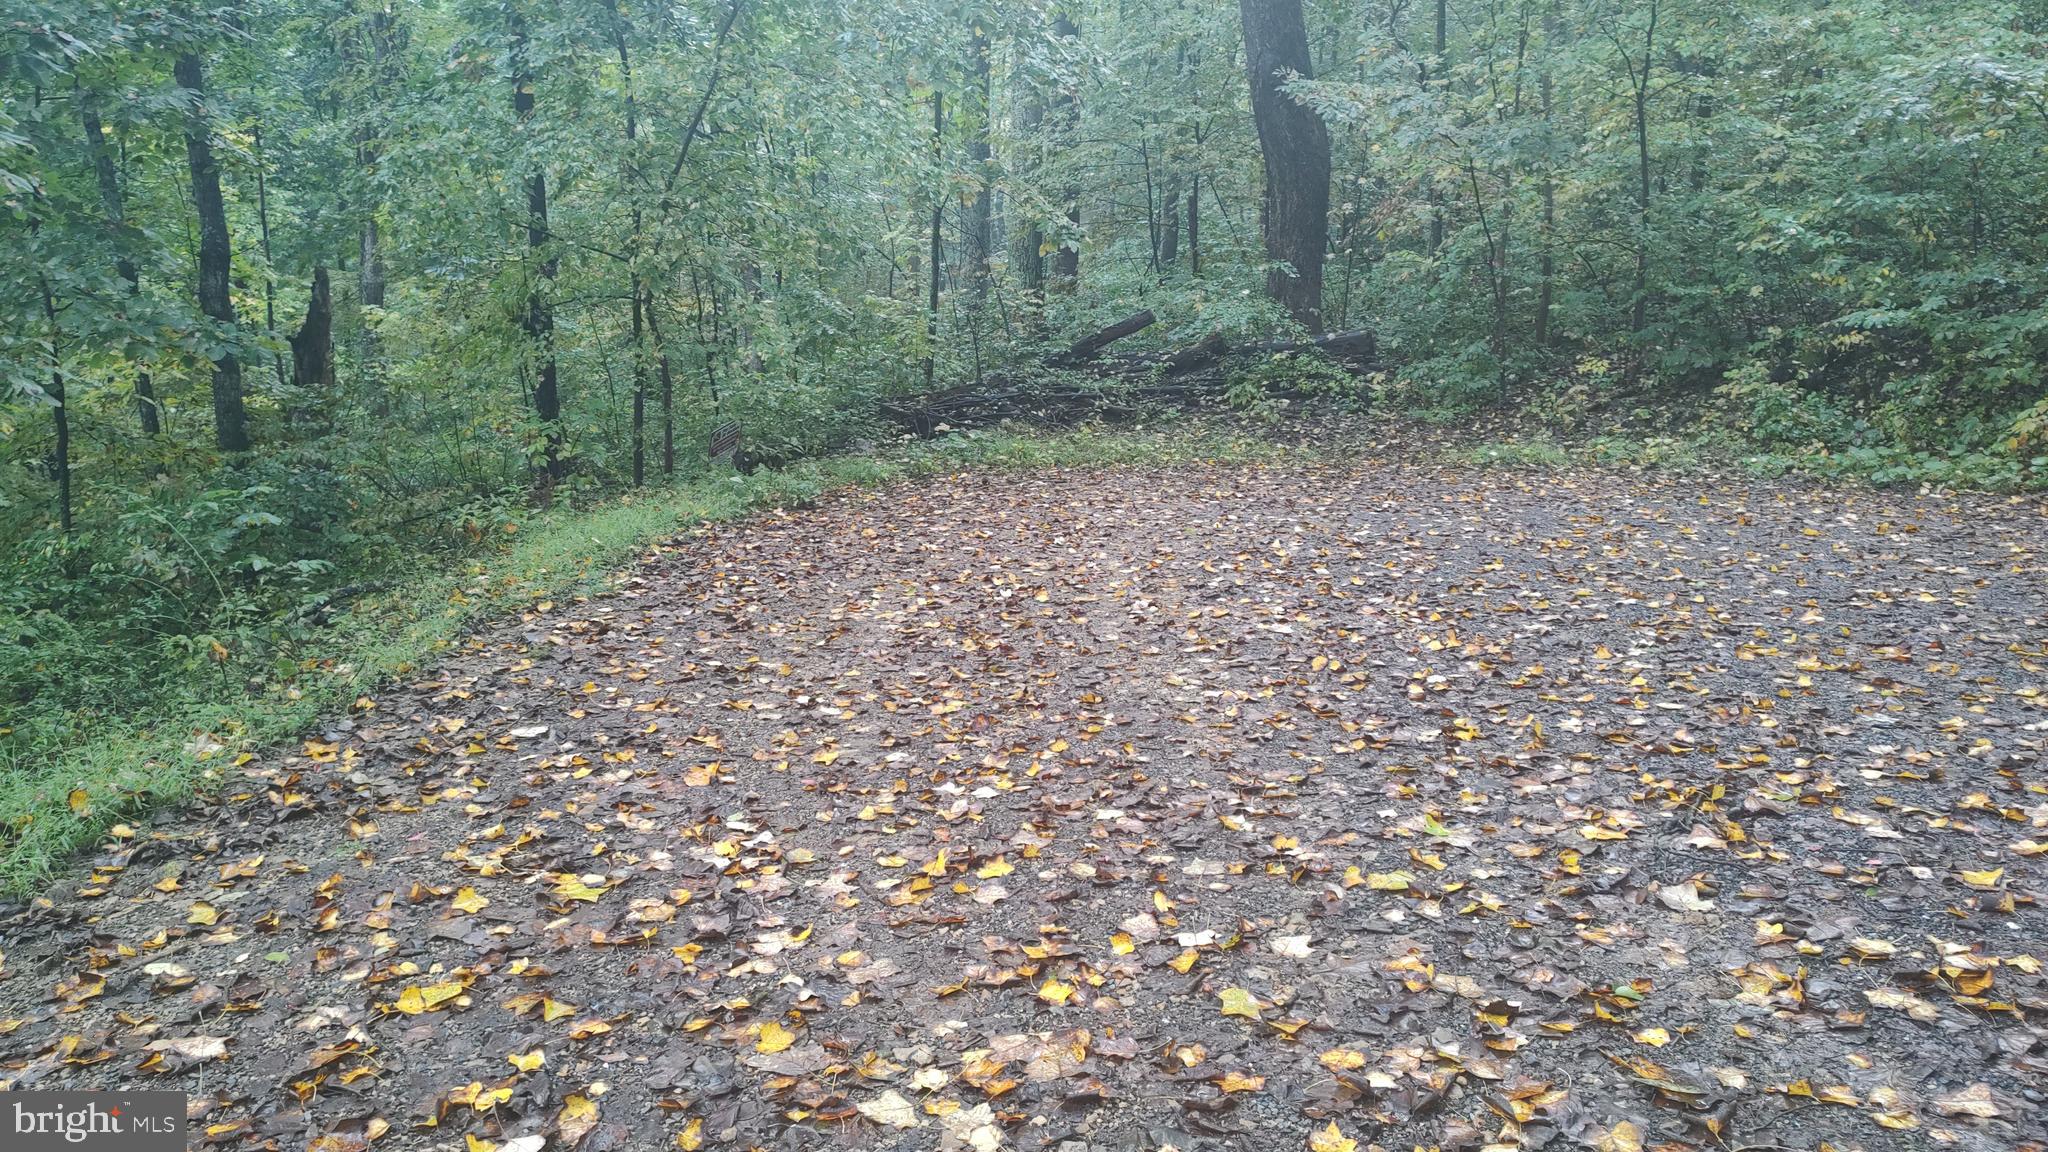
[4, 461, 2045, 1152]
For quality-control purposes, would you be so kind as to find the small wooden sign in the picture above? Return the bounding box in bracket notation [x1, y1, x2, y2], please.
[709, 420, 741, 463]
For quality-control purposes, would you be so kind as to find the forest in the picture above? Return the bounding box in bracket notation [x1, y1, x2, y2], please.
[7, 0, 2048, 732]
[6, 0, 2048, 833]
[2, 3, 2047, 1149]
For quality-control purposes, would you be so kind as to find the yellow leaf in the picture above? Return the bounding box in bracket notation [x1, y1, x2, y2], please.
[1038, 977, 1075, 1006]
[552, 874, 610, 902]
[1367, 871, 1414, 891]
[976, 857, 1013, 879]
[1632, 1027, 1671, 1047]
[756, 1020, 796, 1054]
[186, 901, 218, 926]
[558, 1093, 599, 1146]
[1218, 987, 1262, 1020]
[67, 789, 91, 817]
[675, 1118, 703, 1150]
[395, 981, 465, 1015]
[1217, 1070, 1264, 1093]
[1167, 949, 1199, 974]
[1319, 1048, 1367, 1071]
[452, 887, 490, 914]
[1596, 1120, 1643, 1152]
[508, 1049, 545, 1072]
[1959, 868, 2004, 889]
[1308, 1121, 1358, 1152]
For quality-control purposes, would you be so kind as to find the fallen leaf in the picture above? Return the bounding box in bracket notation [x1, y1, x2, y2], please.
[856, 1089, 921, 1129]
[1218, 987, 1262, 1020]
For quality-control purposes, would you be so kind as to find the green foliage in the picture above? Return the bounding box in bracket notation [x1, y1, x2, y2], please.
[6, 0, 2048, 890]
[1447, 438, 1570, 469]
[1295, 0, 2048, 478]
[0, 424, 1292, 892]
[1225, 349, 1360, 418]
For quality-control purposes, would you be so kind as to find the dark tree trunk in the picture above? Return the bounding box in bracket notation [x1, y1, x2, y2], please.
[649, 300, 675, 476]
[354, 3, 396, 406]
[1051, 310, 1157, 366]
[609, 0, 649, 487]
[176, 51, 251, 453]
[1536, 50, 1555, 348]
[40, 275, 71, 532]
[1050, 14, 1081, 290]
[1428, 0, 1447, 257]
[1629, 0, 1659, 337]
[925, 91, 943, 390]
[81, 96, 158, 436]
[965, 23, 993, 307]
[1011, 28, 1047, 333]
[253, 124, 284, 388]
[1238, 0, 1332, 332]
[693, 268, 724, 420]
[1187, 171, 1201, 275]
[290, 266, 335, 395]
[631, 290, 647, 487]
[1158, 173, 1182, 267]
[512, 14, 562, 479]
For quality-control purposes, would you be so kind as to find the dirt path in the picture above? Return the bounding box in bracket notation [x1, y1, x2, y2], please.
[4, 461, 2045, 1152]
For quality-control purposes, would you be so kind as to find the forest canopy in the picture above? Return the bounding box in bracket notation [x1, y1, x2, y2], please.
[4, 1, 2048, 788]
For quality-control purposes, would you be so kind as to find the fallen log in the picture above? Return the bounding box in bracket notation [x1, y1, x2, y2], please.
[881, 320, 1374, 434]
[1049, 309, 1156, 366]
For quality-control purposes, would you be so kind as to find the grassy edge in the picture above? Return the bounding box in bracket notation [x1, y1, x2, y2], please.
[1437, 431, 2047, 491]
[0, 425, 1303, 895]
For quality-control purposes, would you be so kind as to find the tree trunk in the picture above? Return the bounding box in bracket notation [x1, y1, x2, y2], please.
[925, 91, 943, 390]
[609, 0, 649, 487]
[1187, 170, 1201, 275]
[1238, 0, 1332, 332]
[1428, 0, 1447, 257]
[1011, 24, 1047, 332]
[512, 13, 562, 479]
[176, 51, 251, 453]
[39, 275, 71, 532]
[1628, 0, 1659, 338]
[1158, 172, 1182, 267]
[290, 266, 335, 395]
[354, 2, 396, 406]
[1536, 48, 1555, 348]
[80, 95, 158, 436]
[1051, 310, 1157, 366]
[650, 299, 675, 476]
[1050, 14, 1081, 290]
[253, 123, 285, 388]
[631, 290, 647, 486]
[965, 22, 993, 307]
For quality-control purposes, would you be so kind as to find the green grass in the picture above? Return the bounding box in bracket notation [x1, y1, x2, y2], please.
[1442, 437, 1572, 469]
[0, 425, 1299, 894]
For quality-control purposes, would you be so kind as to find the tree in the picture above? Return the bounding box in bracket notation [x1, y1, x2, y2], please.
[509, 8, 561, 481]
[1048, 12, 1081, 290]
[175, 50, 252, 453]
[78, 92, 158, 436]
[1238, 0, 1331, 331]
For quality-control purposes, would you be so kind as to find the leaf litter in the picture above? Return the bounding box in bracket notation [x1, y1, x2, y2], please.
[1, 462, 2044, 1152]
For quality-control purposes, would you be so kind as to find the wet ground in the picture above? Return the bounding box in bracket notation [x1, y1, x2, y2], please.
[3, 460, 2044, 1152]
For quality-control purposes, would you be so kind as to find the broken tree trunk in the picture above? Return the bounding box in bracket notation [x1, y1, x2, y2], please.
[1050, 310, 1156, 366]
[881, 322, 1375, 435]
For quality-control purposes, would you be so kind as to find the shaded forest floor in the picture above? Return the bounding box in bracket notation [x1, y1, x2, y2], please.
[3, 457, 2045, 1152]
